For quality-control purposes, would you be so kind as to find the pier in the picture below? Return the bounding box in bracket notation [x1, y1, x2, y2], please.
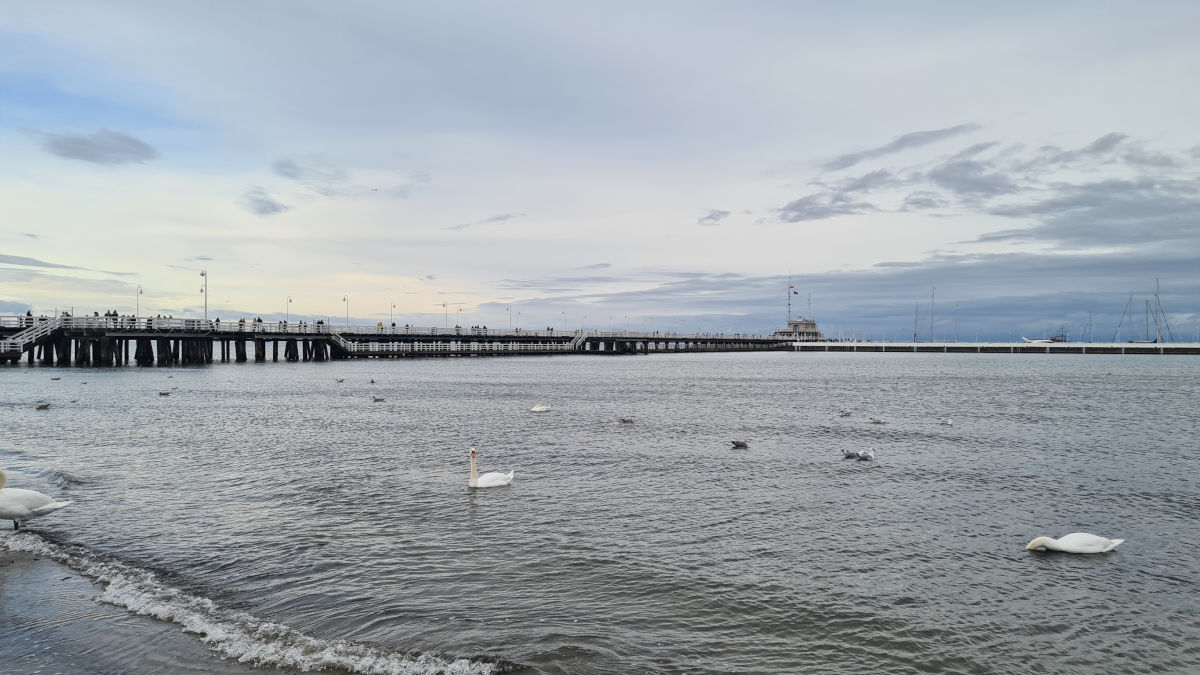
[0, 315, 787, 366]
[3, 316, 1198, 367]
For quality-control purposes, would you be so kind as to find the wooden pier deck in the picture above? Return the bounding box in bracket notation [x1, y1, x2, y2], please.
[0, 316, 787, 366]
[3, 316, 1197, 366]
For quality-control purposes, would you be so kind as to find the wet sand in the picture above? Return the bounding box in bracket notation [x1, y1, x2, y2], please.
[0, 548, 281, 674]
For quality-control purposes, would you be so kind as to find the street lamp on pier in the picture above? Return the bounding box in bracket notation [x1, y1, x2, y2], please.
[343, 295, 349, 327]
[199, 270, 208, 321]
[286, 296, 292, 323]
[136, 286, 142, 316]
[390, 302, 396, 326]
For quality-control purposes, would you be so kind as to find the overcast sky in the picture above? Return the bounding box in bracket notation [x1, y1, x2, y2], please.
[3, 1, 1199, 340]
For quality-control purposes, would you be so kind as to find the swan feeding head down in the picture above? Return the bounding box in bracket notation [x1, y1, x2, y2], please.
[1025, 532, 1124, 553]
[0, 469, 73, 530]
[468, 448, 514, 488]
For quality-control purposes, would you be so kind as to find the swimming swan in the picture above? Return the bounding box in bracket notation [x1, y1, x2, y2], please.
[0, 469, 72, 530]
[469, 448, 514, 488]
[1025, 532, 1124, 553]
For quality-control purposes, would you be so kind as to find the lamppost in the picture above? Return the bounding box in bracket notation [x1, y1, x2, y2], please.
[442, 302, 448, 330]
[390, 302, 395, 326]
[581, 314, 587, 331]
[930, 286, 935, 343]
[199, 270, 208, 321]
[625, 314, 629, 333]
[507, 306, 511, 330]
[286, 296, 292, 323]
[343, 294, 349, 327]
[136, 285, 142, 316]
[561, 311, 566, 331]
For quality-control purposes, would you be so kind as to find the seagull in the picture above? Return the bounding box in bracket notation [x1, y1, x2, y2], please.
[730, 440, 749, 449]
[336, 378, 345, 383]
[50, 377, 61, 381]
[838, 410, 852, 417]
[372, 396, 385, 403]
[869, 418, 887, 425]
[619, 417, 635, 423]
[36, 402, 50, 411]
[159, 391, 171, 396]
[939, 418, 953, 426]
[369, 187, 381, 191]
[856, 449, 876, 461]
[842, 448, 858, 459]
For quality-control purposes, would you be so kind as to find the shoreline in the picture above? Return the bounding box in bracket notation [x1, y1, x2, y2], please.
[0, 545, 285, 674]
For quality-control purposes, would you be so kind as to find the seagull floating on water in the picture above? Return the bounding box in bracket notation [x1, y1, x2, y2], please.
[159, 391, 171, 396]
[730, 440, 749, 449]
[35, 402, 50, 411]
[838, 410, 852, 417]
[618, 417, 635, 423]
[372, 396, 385, 403]
[0, 469, 72, 530]
[869, 418, 887, 425]
[1025, 532, 1124, 553]
[842, 448, 858, 459]
[530, 404, 550, 412]
[856, 449, 876, 461]
[939, 418, 953, 426]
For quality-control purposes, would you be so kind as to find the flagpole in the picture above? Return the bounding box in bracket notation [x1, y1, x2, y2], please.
[787, 274, 792, 322]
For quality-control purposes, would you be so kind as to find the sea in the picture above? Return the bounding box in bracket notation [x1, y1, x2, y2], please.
[2, 352, 1198, 674]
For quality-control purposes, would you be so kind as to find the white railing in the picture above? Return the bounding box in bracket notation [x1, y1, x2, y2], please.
[343, 341, 574, 354]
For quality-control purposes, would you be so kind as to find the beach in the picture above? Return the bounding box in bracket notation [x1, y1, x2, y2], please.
[0, 544, 281, 675]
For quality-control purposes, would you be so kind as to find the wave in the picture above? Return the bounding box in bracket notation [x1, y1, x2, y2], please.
[2, 532, 512, 675]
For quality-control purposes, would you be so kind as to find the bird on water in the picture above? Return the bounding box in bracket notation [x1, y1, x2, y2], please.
[1025, 532, 1124, 553]
[0, 469, 72, 530]
[730, 440, 749, 449]
[468, 448, 513, 488]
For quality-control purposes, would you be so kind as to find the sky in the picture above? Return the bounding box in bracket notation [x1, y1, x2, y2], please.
[3, 1, 1199, 341]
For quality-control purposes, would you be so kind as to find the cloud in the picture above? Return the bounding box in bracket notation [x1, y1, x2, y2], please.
[927, 158, 1019, 197]
[778, 194, 877, 222]
[448, 212, 525, 231]
[837, 169, 898, 194]
[579, 263, 611, 270]
[697, 209, 730, 226]
[0, 254, 82, 270]
[820, 123, 980, 171]
[39, 129, 159, 165]
[981, 178, 1200, 250]
[23, 233, 39, 239]
[189, 255, 214, 262]
[273, 158, 348, 196]
[240, 188, 289, 216]
[901, 191, 947, 211]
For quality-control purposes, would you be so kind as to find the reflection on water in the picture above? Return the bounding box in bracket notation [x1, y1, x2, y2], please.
[2, 353, 1199, 674]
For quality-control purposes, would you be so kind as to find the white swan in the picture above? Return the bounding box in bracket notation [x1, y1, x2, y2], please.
[1025, 532, 1124, 553]
[468, 448, 513, 488]
[0, 469, 72, 530]
[530, 404, 549, 412]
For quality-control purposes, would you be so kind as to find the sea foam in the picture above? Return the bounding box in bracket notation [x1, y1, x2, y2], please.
[2, 532, 502, 674]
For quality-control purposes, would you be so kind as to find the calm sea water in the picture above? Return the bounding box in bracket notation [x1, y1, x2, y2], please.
[2, 352, 1198, 674]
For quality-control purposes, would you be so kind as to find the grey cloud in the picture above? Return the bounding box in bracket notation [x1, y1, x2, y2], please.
[838, 169, 897, 194]
[778, 194, 877, 222]
[273, 158, 347, 196]
[697, 209, 730, 226]
[902, 191, 946, 211]
[240, 188, 289, 216]
[0, 254, 83, 270]
[580, 263, 611, 270]
[927, 159, 1019, 197]
[23, 233, 39, 239]
[40, 129, 159, 165]
[821, 123, 980, 171]
[448, 212, 525, 231]
[982, 178, 1200, 250]
[189, 255, 214, 262]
